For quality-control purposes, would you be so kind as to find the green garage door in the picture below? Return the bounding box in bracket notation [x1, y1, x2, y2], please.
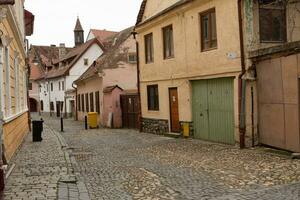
[192, 78, 235, 144]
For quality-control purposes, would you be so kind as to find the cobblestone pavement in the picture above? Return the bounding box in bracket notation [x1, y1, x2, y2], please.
[3, 114, 90, 200]
[31, 115, 300, 199]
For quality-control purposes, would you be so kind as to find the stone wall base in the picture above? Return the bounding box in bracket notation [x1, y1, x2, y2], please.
[141, 118, 169, 135]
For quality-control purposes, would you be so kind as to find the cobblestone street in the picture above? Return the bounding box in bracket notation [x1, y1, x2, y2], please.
[42, 115, 300, 200]
[3, 114, 300, 199]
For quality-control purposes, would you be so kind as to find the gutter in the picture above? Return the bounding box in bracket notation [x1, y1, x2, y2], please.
[238, 0, 246, 149]
[132, 31, 142, 132]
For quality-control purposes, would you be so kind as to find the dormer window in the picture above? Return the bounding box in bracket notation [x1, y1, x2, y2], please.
[84, 58, 88, 66]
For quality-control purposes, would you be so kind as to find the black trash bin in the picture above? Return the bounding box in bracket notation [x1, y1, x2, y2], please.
[32, 120, 44, 142]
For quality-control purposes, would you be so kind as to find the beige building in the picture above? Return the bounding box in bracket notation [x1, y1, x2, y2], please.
[0, 0, 34, 162]
[74, 27, 138, 128]
[135, 0, 246, 145]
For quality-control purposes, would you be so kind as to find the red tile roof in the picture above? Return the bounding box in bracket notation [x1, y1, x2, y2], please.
[89, 29, 117, 41]
[75, 27, 134, 84]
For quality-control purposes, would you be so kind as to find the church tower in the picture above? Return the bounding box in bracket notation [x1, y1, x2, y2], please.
[74, 17, 84, 47]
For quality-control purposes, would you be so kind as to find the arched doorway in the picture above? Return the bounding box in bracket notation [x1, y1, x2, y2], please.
[29, 98, 38, 112]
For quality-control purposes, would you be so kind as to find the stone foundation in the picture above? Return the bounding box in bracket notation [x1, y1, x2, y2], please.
[142, 118, 169, 135]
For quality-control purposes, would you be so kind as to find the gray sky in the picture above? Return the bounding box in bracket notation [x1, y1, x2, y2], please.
[24, 0, 142, 47]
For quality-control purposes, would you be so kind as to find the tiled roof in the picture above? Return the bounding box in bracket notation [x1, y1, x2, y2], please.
[0, 0, 14, 5]
[75, 27, 134, 83]
[74, 18, 83, 31]
[136, 0, 147, 26]
[90, 29, 117, 41]
[44, 37, 104, 79]
[103, 85, 123, 93]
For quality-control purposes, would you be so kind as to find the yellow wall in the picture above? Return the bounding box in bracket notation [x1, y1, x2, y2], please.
[3, 112, 29, 161]
[0, 5, 29, 161]
[136, 0, 242, 142]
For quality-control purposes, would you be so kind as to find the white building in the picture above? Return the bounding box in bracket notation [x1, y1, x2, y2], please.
[30, 18, 118, 117]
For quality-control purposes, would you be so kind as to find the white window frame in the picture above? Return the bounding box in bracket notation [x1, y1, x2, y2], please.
[14, 56, 20, 113]
[5, 46, 11, 117]
[0, 46, 4, 114]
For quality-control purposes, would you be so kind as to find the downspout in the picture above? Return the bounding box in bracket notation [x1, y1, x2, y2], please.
[238, 0, 246, 149]
[72, 82, 78, 121]
[132, 31, 142, 132]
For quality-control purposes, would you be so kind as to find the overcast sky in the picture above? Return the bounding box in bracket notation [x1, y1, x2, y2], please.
[24, 0, 142, 47]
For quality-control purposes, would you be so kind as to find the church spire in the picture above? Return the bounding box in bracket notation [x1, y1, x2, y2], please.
[74, 17, 84, 47]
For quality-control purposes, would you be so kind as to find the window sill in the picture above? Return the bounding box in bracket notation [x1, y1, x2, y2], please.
[163, 56, 175, 60]
[260, 41, 286, 44]
[201, 47, 218, 52]
[148, 110, 159, 112]
[3, 109, 28, 124]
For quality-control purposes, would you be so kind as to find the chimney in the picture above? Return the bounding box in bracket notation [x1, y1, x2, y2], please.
[59, 43, 66, 67]
[50, 44, 56, 47]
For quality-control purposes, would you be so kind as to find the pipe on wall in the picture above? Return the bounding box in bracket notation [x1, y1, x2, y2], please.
[238, 0, 246, 149]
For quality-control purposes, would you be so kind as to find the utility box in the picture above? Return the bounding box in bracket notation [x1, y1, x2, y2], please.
[88, 112, 98, 129]
[182, 123, 190, 138]
[32, 120, 44, 142]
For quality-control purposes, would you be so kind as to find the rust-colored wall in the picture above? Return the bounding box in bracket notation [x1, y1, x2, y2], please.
[3, 112, 29, 161]
[257, 54, 300, 152]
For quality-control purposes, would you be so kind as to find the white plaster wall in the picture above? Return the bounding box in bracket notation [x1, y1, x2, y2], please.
[86, 31, 95, 41]
[65, 43, 103, 113]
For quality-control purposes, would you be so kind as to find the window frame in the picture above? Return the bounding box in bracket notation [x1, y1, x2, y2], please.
[95, 91, 100, 114]
[200, 8, 218, 52]
[77, 95, 81, 112]
[81, 94, 85, 112]
[162, 24, 174, 59]
[90, 92, 94, 112]
[85, 93, 89, 112]
[258, 1, 287, 43]
[144, 33, 154, 64]
[147, 85, 159, 111]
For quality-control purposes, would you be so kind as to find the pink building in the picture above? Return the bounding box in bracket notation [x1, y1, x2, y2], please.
[74, 27, 138, 128]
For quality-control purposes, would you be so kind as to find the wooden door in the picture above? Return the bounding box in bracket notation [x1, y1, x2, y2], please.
[169, 88, 180, 133]
[56, 102, 61, 117]
[121, 94, 140, 129]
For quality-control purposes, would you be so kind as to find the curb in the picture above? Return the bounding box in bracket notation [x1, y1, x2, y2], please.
[47, 125, 91, 200]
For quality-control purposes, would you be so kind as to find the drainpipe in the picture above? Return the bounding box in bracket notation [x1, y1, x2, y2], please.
[132, 31, 142, 132]
[72, 82, 78, 121]
[238, 0, 246, 149]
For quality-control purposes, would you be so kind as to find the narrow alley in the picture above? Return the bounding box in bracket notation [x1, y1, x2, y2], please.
[3, 114, 300, 200]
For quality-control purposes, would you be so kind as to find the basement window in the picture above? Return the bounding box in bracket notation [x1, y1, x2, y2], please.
[259, 0, 286, 42]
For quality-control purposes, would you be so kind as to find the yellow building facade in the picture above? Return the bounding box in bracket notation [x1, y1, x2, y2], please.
[0, 1, 33, 161]
[136, 0, 246, 145]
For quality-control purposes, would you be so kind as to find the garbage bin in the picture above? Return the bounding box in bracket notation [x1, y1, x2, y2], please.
[32, 120, 44, 142]
[88, 112, 98, 129]
[182, 122, 190, 138]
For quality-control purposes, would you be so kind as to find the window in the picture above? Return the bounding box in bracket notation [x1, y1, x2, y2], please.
[90, 92, 94, 112]
[259, 0, 286, 42]
[128, 53, 137, 63]
[59, 82, 61, 91]
[200, 8, 217, 51]
[147, 85, 159, 111]
[28, 82, 32, 90]
[144, 33, 154, 63]
[95, 91, 100, 114]
[85, 93, 89, 112]
[50, 102, 54, 111]
[84, 58, 88, 66]
[50, 82, 53, 91]
[77, 95, 81, 111]
[62, 81, 64, 91]
[81, 94, 85, 112]
[5, 46, 10, 116]
[14, 57, 20, 112]
[40, 100, 43, 111]
[60, 101, 64, 112]
[163, 25, 174, 59]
